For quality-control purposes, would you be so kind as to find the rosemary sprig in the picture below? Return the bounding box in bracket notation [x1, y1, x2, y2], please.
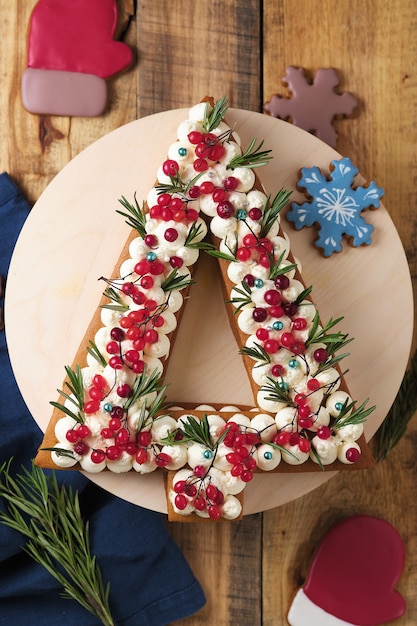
[0, 461, 114, 626]
[155, 171, 204, 196]
[204, 95, 228, 131]
[123, 368, 166, 411]
[206, 232, 238, 261]
[332, 398, 375, 430]
[227, 138, 272, 170]
[101, 286, 129, 312]
[184, 222, 209, 249]
[261, 376, 294, 406]
[306, 312, 345, 347]
[161, 269, 194, 292]
[260, 189, 292, 238]
[86, 341, 107, 368]
[175, 414, 215, 449]
[227, 280, 253, 314]
[295, 285, 313, 305]
[117, 195, 147, 238]
[239, 342, 271, 366]
[268, 250, 298, 281]
[50, 365, 85, 424]
[375, 349, 417, 461]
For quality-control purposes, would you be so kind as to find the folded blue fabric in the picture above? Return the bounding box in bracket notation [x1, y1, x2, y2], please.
[0, 172, 206, 625]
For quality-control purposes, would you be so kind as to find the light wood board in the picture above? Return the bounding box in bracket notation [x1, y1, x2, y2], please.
[5, 107, 413, 514]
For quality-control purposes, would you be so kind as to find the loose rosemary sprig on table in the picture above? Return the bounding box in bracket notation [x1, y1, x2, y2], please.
[375, 349, 417, 461]
[0, 461, 114, 626]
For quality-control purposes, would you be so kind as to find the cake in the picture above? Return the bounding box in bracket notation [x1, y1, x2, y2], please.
[35, 97, 374, 521]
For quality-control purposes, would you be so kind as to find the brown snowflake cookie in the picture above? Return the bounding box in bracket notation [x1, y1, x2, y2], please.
[264, 67, 358, 147]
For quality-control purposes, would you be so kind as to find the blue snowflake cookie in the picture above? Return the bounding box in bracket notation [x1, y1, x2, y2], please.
[286, 157, 384, 257]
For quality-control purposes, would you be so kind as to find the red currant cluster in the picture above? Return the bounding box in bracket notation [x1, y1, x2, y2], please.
[148, 187, 199, 226]
[174, 469, 226, 520]
[134, 430, 172, 467]
[237, 233, 274, 268]
[187, 130, 226, 172]
[221, 421, 259, 482]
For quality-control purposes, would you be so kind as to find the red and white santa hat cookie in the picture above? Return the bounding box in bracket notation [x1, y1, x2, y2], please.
[21, 0, 133, 117]
[288, 515, 406, 625]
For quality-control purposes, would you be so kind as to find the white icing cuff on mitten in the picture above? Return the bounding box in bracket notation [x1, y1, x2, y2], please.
[287, 589, 356, 626]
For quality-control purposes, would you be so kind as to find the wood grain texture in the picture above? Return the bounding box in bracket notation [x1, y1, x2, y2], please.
[1, 0, 416, 624]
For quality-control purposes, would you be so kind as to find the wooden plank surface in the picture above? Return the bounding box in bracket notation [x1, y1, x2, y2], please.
[1, 0, 416, 624]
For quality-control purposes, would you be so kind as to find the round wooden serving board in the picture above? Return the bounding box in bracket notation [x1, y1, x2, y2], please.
[5, 108, 414, 514]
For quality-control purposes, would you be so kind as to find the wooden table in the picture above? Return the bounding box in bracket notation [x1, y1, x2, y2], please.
[1, 1, 416, 624]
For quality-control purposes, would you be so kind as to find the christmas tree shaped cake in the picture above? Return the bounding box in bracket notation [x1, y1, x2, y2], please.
[35, 97, 374, 521]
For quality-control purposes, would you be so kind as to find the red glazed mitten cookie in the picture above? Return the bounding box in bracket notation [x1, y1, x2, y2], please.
[21, 0, 133, 117]
[288, 515, 406, 625]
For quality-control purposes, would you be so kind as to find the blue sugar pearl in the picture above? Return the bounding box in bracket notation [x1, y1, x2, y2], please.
[289, 359, 299, 369]
[278, 380, 289, 391]
[236, 209, 247, 220]
[178, 147, 187, 157]
[103, 403, 113, 413]
[335, 402, 344, 412]
[203, 450, 213, 459]
[146, 252, 157, 261]
[263, 451, 273, 460]
[254, 278, 264, 288]
[272, 321, 284, 331]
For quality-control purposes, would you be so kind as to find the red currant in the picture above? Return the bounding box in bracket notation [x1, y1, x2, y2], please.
[193, 496, 206, 511]
[248, 207, 262, 221]
[170, 255, 184, 268]
[314, 348, 328, 363]
[264, 290, 281, 306]
[174, 494, 188, 510]
[109, 415, 123, 430]
[212, 188, 227, 202]
[223, 176, 239, 190]
[162, 159, 179, 176]
[241, 469, 253, 483]
[256, 327, 269, 341]
[164, 228, 178, 242]
[274, 275, 290, 290]
[135, 448, 149, 464]
[106, 445, 122, 460]
[188, 131, 204, 144]
[317, 425, 332, 440]
[252, 307, 268, 323]
[188, 185, 201, 199]
[346, 447, 361, 463]
[216, 200, 234, 219]
[174, 480, 186, 494]
[93, 374, 106, 389]
[84, 400, 100, 414]
[264, 339, 279, 354]
[116, 384, 132, 398]
[76, 424, 91, 439]
[307, 378, 321, 391]
[193, 465, 206, 478]
[155, 452, 172, 467]
[274, 431, 291, 446]
[298, 437, 311, 453]
[281, 332, 295, 347]
[91, 449, 106, 464]
[193, 158, 208, 172]
[66, 429, 80, 443]
[73, 441, 88, 456]
[208, 504, 221, 520]
[157, 193, 171, 207]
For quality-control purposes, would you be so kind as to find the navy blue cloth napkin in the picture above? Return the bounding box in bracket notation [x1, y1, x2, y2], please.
[0, 172, 206, 625]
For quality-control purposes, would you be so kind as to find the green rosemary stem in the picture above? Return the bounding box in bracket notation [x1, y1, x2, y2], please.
[0, 461, 114, 626]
